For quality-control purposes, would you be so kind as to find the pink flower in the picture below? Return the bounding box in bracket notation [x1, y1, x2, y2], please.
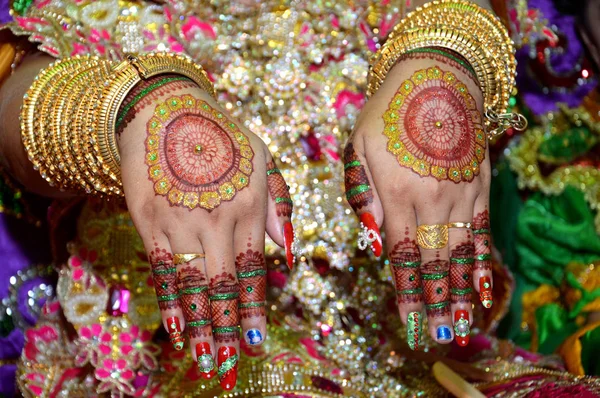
[119, 326, 159, 370]
[76, 323, 103, 366]
[95, 358, 135, 396]
[143, 26, 184, 53]
[24, 325, 59, 361]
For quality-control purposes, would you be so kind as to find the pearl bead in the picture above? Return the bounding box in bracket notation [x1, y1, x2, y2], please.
[456, 322, 469, 334]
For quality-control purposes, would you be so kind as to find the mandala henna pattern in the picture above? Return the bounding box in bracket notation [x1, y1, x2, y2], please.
[389, 237, 422, 305]
[177, 265, 211, 339]
[209, 273, 240, 344]
[473, 210, 492, 271]
[450, 242, 474, 304]
[344, 143, 373, 211]
[266, 161, 292, 218]
[420, 259, 451, 317]
[149, 246, 179, 311]
[235, 249, 267, 319]
[146, 95, 254, 210]
[382, 66, 485, 183]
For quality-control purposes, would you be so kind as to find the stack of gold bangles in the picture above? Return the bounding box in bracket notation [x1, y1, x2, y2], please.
[21, 53, 215, 196]
[368, 0, 527, 139]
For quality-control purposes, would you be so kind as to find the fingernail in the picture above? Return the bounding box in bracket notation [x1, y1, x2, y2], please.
[166, 317, 184, 350]
[436, 325, 452, 342]
[196, 342, 216, 379]
[479, 276, 493, 308]
[453, 310, 470, 346]
[407, 312, 422, 350]
[218, 346, 238, 391]
[283, 222, 295, 270]
[359, 212, 382, 257]
[245, 328, 263, 345]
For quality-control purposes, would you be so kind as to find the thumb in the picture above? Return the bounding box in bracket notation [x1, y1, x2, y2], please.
[344, 137, 384, 257]
[264, 154, 295, 270]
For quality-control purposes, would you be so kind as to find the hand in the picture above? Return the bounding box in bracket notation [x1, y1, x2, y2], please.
[117, 77, 295, 390]
[345, 51, 493, 349]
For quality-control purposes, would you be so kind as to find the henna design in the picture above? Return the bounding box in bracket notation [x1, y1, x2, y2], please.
[146, 95, 254, 210]
[420, 259, 451, 317]
[450, 242, 474, 304]
[177, 265, 211, 339]
[395, 48, 479, 84]
[116, 75, 198, 135]
[473, 210, 492, 271]
[266, 161, 292, 218]
[209, 274, 240, 344]
[149, 245, 179, 311]
[382, 66, 485, 183]
[389, 238, 422, 304]
[343, 143, 374, 211]
[235, 249, 267, 319]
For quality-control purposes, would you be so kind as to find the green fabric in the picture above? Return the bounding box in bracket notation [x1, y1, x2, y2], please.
[535, 303, 578, 354]
[538, 126, 596, 164]
[580, 326, 600, 375]
[491, 160, 525, 340]
[515, 187, 600, 287]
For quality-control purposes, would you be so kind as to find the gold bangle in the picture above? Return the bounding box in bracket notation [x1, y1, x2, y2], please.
[94, 53, 216, 191]
[367, 0, 526, 138]
[22, 53, 215, 196]
[416, 224, 449, 249]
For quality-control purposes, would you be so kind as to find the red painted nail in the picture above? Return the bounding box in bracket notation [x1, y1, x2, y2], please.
[166, 317, 184, 350]
[217, 346, 238, 391]
[360, 212, 382, 257]
[283, 222, 295, 270]
[196, 342, 216, 379]
[479, 276, 493, 308]
[453, 310, 470, 346]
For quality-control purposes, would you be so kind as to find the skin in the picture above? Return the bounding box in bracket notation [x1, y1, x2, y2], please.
[0, 55, 291, 389]
[345, 54, 493, 343]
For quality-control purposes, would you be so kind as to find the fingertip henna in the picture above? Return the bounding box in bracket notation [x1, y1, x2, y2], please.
[420, 259, 451, 318]
[266, 160, 293, 218]
[343, 143, 374, 212]
[235, 249, 267, 319]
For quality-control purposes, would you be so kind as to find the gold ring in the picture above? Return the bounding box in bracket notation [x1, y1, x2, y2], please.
[416, 224, 448, 249]
[447, 222, 472, 229]
[173, 253, 205, 265]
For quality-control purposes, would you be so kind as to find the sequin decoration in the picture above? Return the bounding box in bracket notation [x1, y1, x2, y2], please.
[382, 67, 485, 183]
[145, 95, 254, 210]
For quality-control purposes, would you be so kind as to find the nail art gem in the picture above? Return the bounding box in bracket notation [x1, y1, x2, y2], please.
[167, 316, 184, 350]
[453, 310, 470, 346]
[245, 328, 263, 345]
[196, 342, 216, 379]
[479, 276, 493, 308]
[218, 346, 238, 391]
[407, 312, 422, 350]
[436, 325, 452, 341]
[358, 212, 382, 256]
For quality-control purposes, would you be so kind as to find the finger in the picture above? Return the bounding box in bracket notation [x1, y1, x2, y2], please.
[448, 200, 477, 347]
[473, 195, 493, 309]
[169, 236, 215, 380]
[384, 206, 424, 351]
[147, 234, 186, 351]
[264, 155, 295, 270]
[234, 220, 267, 347]
[344, 136, 384, 257]
[415, 201, 453, 344]
[203, 226, 240, 391]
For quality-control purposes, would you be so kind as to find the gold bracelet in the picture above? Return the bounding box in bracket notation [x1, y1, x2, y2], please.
[367, 0, 527, 138]
[21, 53, 215, 196]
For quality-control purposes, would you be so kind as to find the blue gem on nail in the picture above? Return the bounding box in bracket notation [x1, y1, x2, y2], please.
[437, 325, 452, 341]
[246, 329, 263, 345]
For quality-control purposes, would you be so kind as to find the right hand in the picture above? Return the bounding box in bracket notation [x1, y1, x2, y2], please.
[117, 79, 295, 390]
